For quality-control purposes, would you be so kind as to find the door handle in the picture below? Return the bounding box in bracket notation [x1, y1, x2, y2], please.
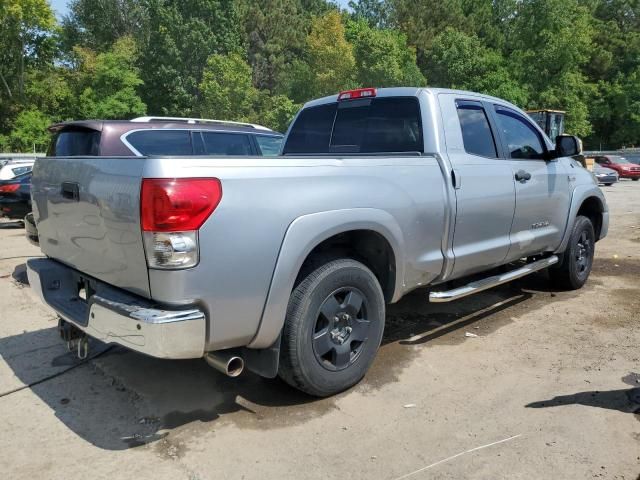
[61, 182, 80, 201]
[515, 170, 532, 182]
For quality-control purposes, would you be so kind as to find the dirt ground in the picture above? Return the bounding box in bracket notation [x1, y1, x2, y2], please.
[0, 181, 639, 480]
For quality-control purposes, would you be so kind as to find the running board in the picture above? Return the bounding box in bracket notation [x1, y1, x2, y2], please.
[429, 255, 559, 303]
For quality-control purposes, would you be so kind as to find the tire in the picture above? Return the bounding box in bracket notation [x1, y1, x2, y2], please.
[633, 178, 639, 181]
[604, 183, 613, 186]
[278, 258, 385, 397]
[549, 215, 595, 290]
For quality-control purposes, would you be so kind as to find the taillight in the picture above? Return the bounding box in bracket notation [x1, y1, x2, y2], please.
[140, 178, 222, 269]
[0, 184, 20, 193]
[338, 87, 377, 101]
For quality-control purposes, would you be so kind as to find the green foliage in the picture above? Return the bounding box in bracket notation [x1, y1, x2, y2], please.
[306, 11, 357, 97]
[74, 36, 146, 119]
[5, 108, 51, 152]
[62, 0, 146, 51]
[348, 0, 392, 28]
[238, 0, 307, 92]
[199, 53, 298, 133]
[140, 0, 243, 116]
[426, 28, 527, 106]
[199, 53, 259, 121]
[2, 0, 640, 150]
[346, 19, 425, 87]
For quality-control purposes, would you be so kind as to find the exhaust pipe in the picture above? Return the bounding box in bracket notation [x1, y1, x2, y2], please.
[204, 351, 244, 377]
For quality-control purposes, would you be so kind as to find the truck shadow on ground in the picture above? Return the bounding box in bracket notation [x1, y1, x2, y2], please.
[0, 271, 563, 451]
[525, 373, 640, 420]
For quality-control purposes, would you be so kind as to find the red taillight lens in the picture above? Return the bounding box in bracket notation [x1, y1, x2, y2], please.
[140, 178, 222, 232]
[338, 87, 377, 101]
[0, 184, 20, 193]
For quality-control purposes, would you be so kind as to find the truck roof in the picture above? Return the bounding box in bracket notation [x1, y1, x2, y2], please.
[302, 87, 515, 109]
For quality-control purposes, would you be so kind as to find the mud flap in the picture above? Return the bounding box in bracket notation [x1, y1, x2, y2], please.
[241, 333, 281, 379]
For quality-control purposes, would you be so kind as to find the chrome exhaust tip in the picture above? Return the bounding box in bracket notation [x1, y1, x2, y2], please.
[204, 352, 244, 377]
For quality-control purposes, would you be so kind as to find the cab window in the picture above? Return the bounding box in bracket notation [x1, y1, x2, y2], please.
[494, 107, 546, 160]
[456, 101, 497, 158]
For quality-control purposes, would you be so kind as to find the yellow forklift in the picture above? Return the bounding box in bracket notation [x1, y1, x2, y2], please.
[526, 109, 565, 139]
[527, 109, 589, 168]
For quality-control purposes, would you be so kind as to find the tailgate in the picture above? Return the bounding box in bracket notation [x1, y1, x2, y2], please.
[31, 157, 150, 297]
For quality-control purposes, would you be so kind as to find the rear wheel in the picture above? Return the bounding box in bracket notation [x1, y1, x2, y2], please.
[549, 215, 595, 290]
[604, 183, 613, 186]
[632, 178, 639, 181]
[278, 258, 385, 397]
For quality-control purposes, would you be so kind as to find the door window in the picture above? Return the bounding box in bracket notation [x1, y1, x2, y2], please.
[456, 101, 497, 158]
[495, 108, 546, 160]
[126, 130, 193, 155]
[201, 132, 252, 155]
[255, 135, 283, 156]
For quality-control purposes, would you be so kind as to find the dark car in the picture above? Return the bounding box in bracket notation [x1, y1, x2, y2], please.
[594, 155, 640, 180]
[0, 172, 32, 220]
[48, 116, 284, 157]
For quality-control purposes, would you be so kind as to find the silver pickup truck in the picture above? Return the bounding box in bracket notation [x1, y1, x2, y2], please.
[27, 87, 608, 396]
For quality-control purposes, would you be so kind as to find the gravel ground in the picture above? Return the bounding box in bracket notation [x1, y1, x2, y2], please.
[0, 181, 638, 480]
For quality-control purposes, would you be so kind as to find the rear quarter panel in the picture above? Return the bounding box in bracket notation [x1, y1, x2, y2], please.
[143, 155, 447, 350]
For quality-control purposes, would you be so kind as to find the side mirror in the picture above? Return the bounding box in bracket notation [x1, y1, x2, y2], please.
[554, 134, 582, 158]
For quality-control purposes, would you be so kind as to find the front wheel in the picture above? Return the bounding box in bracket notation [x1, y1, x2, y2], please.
[632, 178, 639, 181]
[278, 258, 385, 397]
[549, 215, 595, 290]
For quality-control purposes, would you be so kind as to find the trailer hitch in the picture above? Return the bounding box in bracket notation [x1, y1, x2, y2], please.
[58, 318, 89, 359]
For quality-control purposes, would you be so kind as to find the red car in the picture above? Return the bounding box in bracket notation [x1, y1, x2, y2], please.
[594, 155, 640, 180]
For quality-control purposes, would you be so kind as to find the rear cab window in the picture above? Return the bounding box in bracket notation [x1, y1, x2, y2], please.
[283, 96, 423, 155]
[49, 128, 101, 156]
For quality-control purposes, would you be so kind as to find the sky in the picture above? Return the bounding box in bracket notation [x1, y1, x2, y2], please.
[48, 0, 351, 19]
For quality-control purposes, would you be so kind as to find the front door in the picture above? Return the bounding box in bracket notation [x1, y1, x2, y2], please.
[491, 105, 571, 260]
[439, 95, 517, 280]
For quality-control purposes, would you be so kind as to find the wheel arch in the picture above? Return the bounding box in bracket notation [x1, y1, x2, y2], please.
[556, 185, 609, 255]
[247, 208, 405, 349]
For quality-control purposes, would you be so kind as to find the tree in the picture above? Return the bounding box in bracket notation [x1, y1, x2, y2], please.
[140, 0, 243, 116]
[238, 0, 307, 92]
[348, 0, 392, 28]
[508, 0, 595, 136]
[61, 0, 147, 51]
[5, 108, 51, 152]
[199, 53, 259, 121]
[74, 36, 146, 119]
[346, 18, 425, 87]
[306, 11, 357, 97]
[0, 0, 56, 132]
[426, 28, 527, 106]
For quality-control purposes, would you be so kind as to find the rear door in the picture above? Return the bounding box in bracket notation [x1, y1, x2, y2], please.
[491, 105, 570, 259]
[439, 94, 516, 279]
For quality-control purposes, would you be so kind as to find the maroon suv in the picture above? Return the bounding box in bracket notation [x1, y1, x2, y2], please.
[47, 116, 284, 157]
[594, 155, 640, 181]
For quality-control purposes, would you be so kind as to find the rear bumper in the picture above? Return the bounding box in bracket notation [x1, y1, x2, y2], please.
[27, 258, 206, 359]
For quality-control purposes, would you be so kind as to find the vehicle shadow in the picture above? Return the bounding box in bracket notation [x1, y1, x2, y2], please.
[0, 271, 556, 451]
[525, 373, 640, 418]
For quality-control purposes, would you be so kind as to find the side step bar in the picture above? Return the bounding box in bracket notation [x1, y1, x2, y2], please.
[429, 255, 559, 303]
